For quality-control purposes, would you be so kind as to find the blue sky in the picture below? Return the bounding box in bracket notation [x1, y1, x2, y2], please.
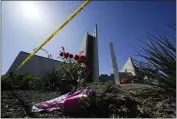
[2, 1, 176, 75]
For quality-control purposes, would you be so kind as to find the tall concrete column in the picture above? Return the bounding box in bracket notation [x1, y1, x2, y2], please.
[93, 24, 99, 81]
[109, 42, 120, 84]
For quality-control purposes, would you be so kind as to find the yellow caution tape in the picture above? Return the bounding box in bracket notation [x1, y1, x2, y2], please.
[16, 0, 91, 71]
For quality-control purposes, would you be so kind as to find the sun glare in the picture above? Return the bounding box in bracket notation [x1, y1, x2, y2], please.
[18, 2, 41, 21]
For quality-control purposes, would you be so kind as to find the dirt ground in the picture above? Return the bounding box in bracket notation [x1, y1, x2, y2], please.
[0, 84, 151, 118]
[1, 83, 100, 118]
[1, 84, 175, 118]
[1, 90, 68, 118]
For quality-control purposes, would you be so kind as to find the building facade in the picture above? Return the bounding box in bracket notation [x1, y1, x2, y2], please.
[99, 72, 134, 84]
[6, 51, 61, 76]
[120, 57, 136, 76]
[79, 25, 99, 82]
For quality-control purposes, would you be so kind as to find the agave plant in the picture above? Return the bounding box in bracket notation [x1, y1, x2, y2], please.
[135, 27, 176, 94]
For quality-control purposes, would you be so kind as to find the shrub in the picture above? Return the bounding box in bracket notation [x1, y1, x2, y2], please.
[1, 72, 41, 90]
[40, 68, 62, 91]
[57, 47, 92, 93]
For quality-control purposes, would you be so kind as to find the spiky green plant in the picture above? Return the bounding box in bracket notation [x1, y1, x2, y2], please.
[135, 28, 176, 94]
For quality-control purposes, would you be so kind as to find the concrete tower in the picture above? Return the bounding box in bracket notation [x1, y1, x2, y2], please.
[109, 42, 120, 85]
[79, 24, 99, 82]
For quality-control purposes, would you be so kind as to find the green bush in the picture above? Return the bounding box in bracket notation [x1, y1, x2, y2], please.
[1, 75, 14, 90]
[41, 68, 62, 91]
[1, 72, 41, 90]
[57, 47, 92, 93]
[28, 76, 42, 90]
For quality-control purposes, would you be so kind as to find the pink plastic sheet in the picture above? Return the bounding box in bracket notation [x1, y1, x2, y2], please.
[32, 89, 92, 113]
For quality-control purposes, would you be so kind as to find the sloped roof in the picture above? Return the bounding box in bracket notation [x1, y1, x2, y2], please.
[6, 51, 61, 76]
[120, 57, 137, 76]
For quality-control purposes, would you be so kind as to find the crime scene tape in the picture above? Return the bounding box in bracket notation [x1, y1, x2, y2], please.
[16, 0, 91, 71]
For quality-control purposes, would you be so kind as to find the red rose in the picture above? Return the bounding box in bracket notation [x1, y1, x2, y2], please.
[64, 52, 69, 58]
[87, 68, 92, 73]
[59, 52, 64, 57]
[66, 52, 69, 56]
[80, 56, 86, 60]
[77, 58, 86, 64]
[69, 54, 73, 58]
[77, 59, 82, 63]
[78, 56, 87, 64]
[74, 55, 79, 60]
